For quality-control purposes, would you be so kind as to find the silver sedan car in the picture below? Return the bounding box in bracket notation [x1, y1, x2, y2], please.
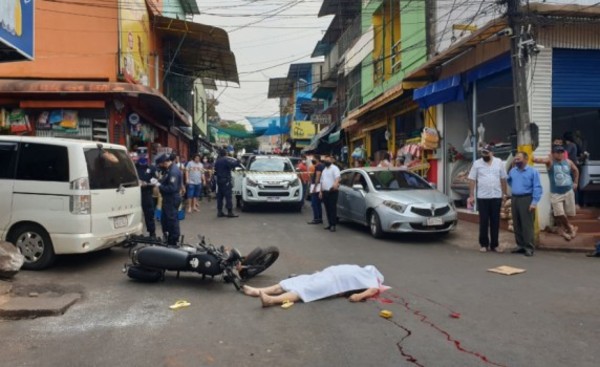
[337, 168, 457, 238]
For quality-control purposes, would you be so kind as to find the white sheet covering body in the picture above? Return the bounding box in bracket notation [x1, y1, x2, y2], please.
[279, 265, 384, 303]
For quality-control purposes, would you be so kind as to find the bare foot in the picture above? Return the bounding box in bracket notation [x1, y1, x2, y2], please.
[242, 285, 260, 297]
[259, 291, 274, 307]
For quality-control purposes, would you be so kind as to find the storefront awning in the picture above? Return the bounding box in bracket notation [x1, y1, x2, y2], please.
[466, 53, 511, 83]
[268, 78, 294, 99]
[0, 79, 191, 127]
[301, 124, 337, 153]
[328, 127, 343, 144]
[413, 75, 464, 109]
[153, 15, 239, 84]
[342, 82, 409, 129]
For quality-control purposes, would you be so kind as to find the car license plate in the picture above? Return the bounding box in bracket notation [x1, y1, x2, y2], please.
[114, 215, 128, 229]
[267, 197, 281, 202]
[426, 217, 443, 226]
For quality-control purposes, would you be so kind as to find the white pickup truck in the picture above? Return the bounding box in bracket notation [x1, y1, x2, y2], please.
[233, 155, 303, 212]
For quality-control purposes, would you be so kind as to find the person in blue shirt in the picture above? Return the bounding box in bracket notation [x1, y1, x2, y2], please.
[135, 153, 158, 237]
[213, 149, 241, 218]
[156, 154, 183, 247]
[507, 151, 543, 257]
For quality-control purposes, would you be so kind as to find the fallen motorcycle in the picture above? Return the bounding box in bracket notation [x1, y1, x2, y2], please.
[122, 235, 279, 290]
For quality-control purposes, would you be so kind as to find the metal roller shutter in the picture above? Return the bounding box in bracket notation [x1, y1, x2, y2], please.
[552, 48, 600, 107]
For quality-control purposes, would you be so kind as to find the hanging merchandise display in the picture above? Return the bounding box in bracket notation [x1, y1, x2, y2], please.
[0, 108, 7, 128]
[8, 109, 32, 134]
[128, 112, 156, 143]
[351, 146, 366, 160]
[60, 110, 79, 130]
[420, 127, 440, 150]
[37, 111, 51, 130]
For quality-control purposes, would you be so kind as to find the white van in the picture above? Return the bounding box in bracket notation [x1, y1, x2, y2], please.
[0, 137, 143, 269]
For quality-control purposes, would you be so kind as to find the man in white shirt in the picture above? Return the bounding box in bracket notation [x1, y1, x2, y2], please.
[467, 145, 508, 253]
[319, 155, 341, 232]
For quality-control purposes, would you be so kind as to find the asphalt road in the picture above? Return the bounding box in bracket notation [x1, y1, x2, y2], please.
[1, 201, 599, 367]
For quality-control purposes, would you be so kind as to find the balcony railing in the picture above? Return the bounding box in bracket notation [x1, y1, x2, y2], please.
[338, 17, 362, 56]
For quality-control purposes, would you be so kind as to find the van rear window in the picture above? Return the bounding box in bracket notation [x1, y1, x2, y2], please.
[84, 148, 139, 190]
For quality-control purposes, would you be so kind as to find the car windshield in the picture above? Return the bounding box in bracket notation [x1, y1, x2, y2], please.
[249, 158, 294, 172]
[368, 170, 431, 191]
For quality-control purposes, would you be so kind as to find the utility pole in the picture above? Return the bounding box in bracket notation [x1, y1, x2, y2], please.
[425, 0, 437, 59]
[506, 0, 533, 159]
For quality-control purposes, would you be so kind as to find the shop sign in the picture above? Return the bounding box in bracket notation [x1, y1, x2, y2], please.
[0, 0, 34, 60]
[290, 121, 316, 140]
[118, 0, 151, 86]
[312, 114, 331, 125]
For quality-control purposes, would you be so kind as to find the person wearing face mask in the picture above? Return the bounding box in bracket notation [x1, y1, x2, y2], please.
[307, 155, 325, 225]
[507, 151, 543, 257]
[467, 144, 508, 252]
[319, 155, 341, 232]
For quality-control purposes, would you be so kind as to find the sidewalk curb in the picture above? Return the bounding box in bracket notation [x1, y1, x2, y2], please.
[0, 293, 81, 320]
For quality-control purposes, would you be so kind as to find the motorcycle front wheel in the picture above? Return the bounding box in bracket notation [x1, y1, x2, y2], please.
[239, 246, 280, 280]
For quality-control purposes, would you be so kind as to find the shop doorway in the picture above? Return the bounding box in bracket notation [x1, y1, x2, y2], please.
[370, 127, 388, 159]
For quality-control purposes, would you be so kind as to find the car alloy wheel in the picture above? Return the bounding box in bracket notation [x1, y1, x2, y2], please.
[370, 212, 383, 239]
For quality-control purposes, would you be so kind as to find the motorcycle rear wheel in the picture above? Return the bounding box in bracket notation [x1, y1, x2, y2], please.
[239, 246, 280, 280]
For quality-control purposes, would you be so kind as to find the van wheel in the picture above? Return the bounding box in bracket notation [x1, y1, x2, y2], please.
[8, 224, 56, 270]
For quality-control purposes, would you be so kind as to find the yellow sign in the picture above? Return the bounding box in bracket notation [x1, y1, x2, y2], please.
[290, 121, 316, 140]
[118, 0, 151, 86]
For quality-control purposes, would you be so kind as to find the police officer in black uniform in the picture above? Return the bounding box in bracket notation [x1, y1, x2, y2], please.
[214, 149, 241, 218]
[156, 154, 183, 246]
[135, 154, 158, 237]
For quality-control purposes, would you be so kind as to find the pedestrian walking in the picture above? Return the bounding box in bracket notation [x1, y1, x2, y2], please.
[214, 149, 241, 218]
[135, 153, 158, 237]
[185, 153, 204, 213]
[507, 152, 543, 257]
[307, 155, 325, 225]
[467, 145, 508, 252]
[533, 145, 579, 240]
[319, 155, 341, 232]
[156, 154, 183, 247]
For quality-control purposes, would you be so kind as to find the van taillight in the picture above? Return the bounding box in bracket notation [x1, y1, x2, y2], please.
[70, 177, 90, 190]
[70, 177, 91, 214]
[70, 195, 91, 215]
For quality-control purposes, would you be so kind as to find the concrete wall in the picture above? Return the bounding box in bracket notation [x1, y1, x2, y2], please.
[361, 0, 426, 105]
[193, 80, 208, 136]
[0, 0, 119, 81]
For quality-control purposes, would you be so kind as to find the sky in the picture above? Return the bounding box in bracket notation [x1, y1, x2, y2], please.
[194, 0, 333, 124]
[192, 0, 600, 125]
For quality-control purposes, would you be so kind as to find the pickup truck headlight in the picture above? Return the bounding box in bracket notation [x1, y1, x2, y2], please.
[246, 178, 258, 187]
[383, 200, 407, 213]
[289, 178, 301, 187]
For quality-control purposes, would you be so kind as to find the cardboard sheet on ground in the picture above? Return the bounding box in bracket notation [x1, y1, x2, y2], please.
[487, 265, 526, 276]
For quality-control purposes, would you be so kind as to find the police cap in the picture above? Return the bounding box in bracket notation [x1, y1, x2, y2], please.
[156, 153, 171, 164]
